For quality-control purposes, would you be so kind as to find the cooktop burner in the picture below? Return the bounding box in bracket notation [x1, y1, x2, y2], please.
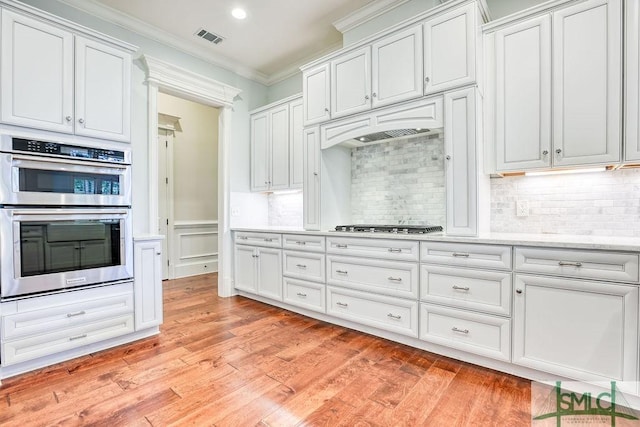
[334, 224, 443, 234]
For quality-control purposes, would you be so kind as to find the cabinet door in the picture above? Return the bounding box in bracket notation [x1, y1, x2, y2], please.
[21, 237, 45, 276]
[45, 242, 80, 271]
[424, 3, 476, 94]
[81, 239, 112, 269]
[134, 239, 163, 330]
[372, 26, 423, 108]
[289, 99, 304, 188]
[257, 248, 282, 301]
[75, 37, 131, 142]
[552, 0, 621, 167]
[1, 10, 73, 133]
[234, 245, 257, 293]
[303, 64, 331, 125]
[250, 112, 270, 192]
[513, 274, 638, 391]
[444, 88, 478, 236]
[625, 0, 640, 161]
[331, 47, 371, 118]
[269, 104, 290, 190]
[303, 127, 321, 231]
[495, 15, 552, 171]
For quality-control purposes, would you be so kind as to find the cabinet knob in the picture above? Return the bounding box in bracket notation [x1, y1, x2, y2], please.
[65, 115, 73, 122]
[516, 289, 523, 294]
[372, 92, 377, 98]
[78, 118, 85, 124]
[425, 77, 430, 83]
[324, 108, 329, 112]
[542, 150, 549, 155]
[555, 149, 562, 154]
[313, 172, 318, 176]
[156, 252, 161, 256]
[445, 155, 451, 161]
[365, 95, 370, 100]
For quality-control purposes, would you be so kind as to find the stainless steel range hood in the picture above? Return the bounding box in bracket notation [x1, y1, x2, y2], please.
[321, 96, 444, 149]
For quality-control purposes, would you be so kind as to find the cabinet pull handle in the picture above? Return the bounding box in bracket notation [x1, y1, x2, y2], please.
[66, 310, 86, 318]
[452, 252, 470, 258]
[452, 327, 469, 334]
[295, 241, 306, 245]
[452, 285, 470, 291]
[336, 269, 348, 275]
[252, 254, 259, 258]
[296, 264, 307, 269]
[388, 277, 402, 282]
[69, 334, 88, 341]
[238, 236, 248, 240]
[516, 289, 523, 294]
[336, 302, 348, 307]
[387, 313, 402, 320]
[336, 244, 348, 249]
[264, 238, 274, 242]
[296, 292, 307, 298]
[388, 248, 402, 253]
[558, 261, 582, 267]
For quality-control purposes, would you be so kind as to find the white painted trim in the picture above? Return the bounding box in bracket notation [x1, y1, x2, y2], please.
[332, 0, 411, 34]
[249, 93, 302, 115]
[56, 0, 269, 84]
[174, 220, 219, 228]
[143, 57, 240, 298]
[133, 234, 165, 242]
[0, 0, 137, 51]
[482, 0, 579, 32]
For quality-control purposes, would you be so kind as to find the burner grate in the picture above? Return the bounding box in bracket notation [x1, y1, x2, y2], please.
[334, 224, 443, 234]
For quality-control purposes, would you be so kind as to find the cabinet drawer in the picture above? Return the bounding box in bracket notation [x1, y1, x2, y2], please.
[3, 289, 134, 341]
[419, 303, 511, 362]
[515, 247, 639, 283]
[282, 234, 325, 252]
[235, 232, 282, 248]
[420, 265, 512, 316]
[421, 242, 512, 270]
[328, 255, 418, 299]
[327, 286, 418, 337]
[327, 237, 419, 261]
[283, 251, 325, 283]
[283, 278, 326, 313]
[2, 314, 134, 366]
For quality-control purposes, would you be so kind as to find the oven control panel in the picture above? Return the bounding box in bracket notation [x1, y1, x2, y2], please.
[12, 138, 127, 163]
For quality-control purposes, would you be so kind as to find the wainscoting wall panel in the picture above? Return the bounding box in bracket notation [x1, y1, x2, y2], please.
[172, 221, 218, 278]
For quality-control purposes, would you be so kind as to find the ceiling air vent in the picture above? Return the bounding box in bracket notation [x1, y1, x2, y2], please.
[195, 28, 225, 44]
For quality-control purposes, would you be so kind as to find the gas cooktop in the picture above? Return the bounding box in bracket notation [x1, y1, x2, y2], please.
[333, 224, 443, 234]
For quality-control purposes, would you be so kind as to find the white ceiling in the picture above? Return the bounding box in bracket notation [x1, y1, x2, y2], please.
[58, 0, 546, 86]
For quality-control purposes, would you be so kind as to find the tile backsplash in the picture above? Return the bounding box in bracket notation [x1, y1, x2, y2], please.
[268, 191, 303, 228]
[491, 168, 640, 236]
[351, 134, 446, 226]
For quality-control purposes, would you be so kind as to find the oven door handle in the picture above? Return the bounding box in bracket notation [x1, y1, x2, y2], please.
[10, 208, 130, 217]
[9, 153, 130, 170]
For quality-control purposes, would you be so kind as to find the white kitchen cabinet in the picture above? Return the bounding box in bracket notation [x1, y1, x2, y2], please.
[302, 64, 331, 126]
[625, 0, 640, 161]
[133, 238, 163, 331]
[371, 25, 423, 108]
[494, 14, 552, 171]
[74, 36, 131, 142]
[0, 9, 132, 141]
[303, 127, 321, 230]
[552, 0, 621, 167]
[234, 239, 283, 301]
[289, 99, 304, 188]
[424, 3, 476, 94]
[444, 87, 479, 236]
[1, 9, 74, 134]
[250, 97, 303, 192]
[513, 274, 638, 391]
[331, 47, 371, 118]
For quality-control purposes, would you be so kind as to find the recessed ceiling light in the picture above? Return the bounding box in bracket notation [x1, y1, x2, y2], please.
[231, 8, 247, 20]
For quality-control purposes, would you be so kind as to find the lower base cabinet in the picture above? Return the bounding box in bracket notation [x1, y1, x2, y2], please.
[133, 237, 163, 330]
[513, 274, 639, 392]
[234, 244, 283, 301]
[283, 277, 326, 313]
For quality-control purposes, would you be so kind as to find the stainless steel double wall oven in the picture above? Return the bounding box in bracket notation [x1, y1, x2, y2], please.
[0, 134, 133, 299]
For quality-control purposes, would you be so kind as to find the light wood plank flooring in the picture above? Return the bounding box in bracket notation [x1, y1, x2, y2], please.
[0, 273, 532, 426]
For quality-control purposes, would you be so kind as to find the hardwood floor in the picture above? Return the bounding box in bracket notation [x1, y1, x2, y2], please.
[0, 274, 532, 426]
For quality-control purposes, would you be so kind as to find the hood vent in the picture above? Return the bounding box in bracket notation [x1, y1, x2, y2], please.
[195, 28, 225, 44]
[355, 128, 431, 143]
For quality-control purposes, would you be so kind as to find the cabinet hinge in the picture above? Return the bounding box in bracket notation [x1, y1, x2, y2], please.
[166, 219, 169, 225]
[166, 177, 169, 184]
[165, 140, 168, 148]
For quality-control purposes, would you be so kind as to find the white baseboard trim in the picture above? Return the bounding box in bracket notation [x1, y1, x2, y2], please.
[174, 260, 218, 278]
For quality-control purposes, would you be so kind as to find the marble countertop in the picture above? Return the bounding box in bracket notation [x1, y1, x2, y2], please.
[231, 227, 640, 252]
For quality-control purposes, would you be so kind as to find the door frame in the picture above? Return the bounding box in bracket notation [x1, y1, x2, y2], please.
[142, 55, 241, 297]
[157, 127, 175, 280]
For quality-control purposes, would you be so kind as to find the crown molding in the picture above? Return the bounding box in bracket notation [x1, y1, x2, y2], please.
[268, 40, 343, 85]
[57, 0, 270, 85]
[332, 0, 411, 34]
[142, 55, 242, 107]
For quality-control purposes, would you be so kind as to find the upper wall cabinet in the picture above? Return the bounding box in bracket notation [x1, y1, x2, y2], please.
[424, 3, 477, 94]
[371, 25, 423, 109]
[250, 96, 303, 192]
[303, 64, 330, 126]
[625, 1, 640, 162]
[331, 47, 371, 119]
[486, 0, 621, 172]
[0, 9, 133, 142]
